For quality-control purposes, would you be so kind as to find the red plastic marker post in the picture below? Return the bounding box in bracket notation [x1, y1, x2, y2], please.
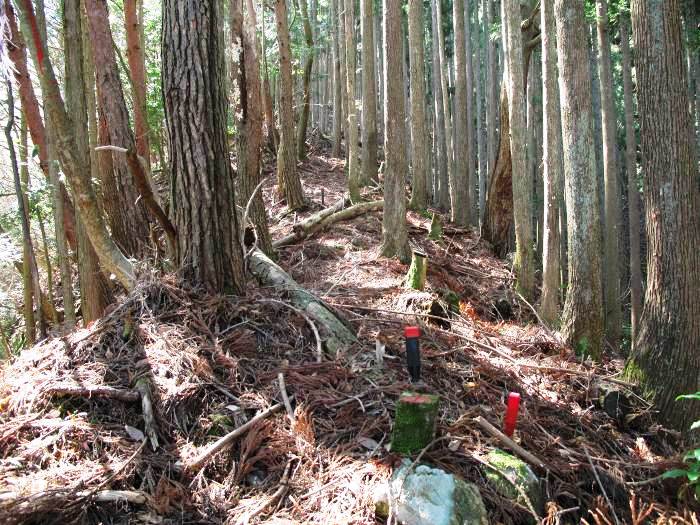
[503, 392, 521, 437]
[404, 326, 421, 383]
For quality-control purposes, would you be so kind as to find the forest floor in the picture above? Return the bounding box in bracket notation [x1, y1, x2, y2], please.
[0, 139, 696, 524]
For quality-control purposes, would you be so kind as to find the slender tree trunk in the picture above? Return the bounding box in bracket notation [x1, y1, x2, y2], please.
[589, 24, 604, 214]
[431, 0, 450, 211]
[626, 0, 700, 432]
[451, 0, 471, 227]
[230, 0, 274, 256]
[296, 0, 314, 159]
[15, 0, 136, 291]
[163, 0, 245, 293]
[124, 0, 150, 170]
[486, 0, 498, 177]
[331, 0, 342, 157]
[464, 2, 477, 224]
[274, 0, 306, 210]
[7, 5, 77, 250]
[555, 0, 605, 359]
[36, 209, 58, 323]
[504, 0, 535, 300]
[360, 0, 378, 183]
[620, 17, 642, 346]
[435, 0, 455, 212]
[475, 2, 487, 224]
[596, 0, 621, 347]
[539, 0, 563, 325]
[6, 82, 46, 341]
[344, 0, 361, 201]
[17, 116, 35, 343]
[260, 10, 279, 152]
[381, 0, 410, 262]
[407, 0, 428, 211]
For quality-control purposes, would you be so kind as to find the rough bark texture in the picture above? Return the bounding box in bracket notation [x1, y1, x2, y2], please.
[464, 3, 477, 224]
[273, 0, 306, 210]
[430, 0, 450, 211]
[627, 0, 700, 432]
[15, 0, 136, 291]
[435, 0, 454, 218]
[331, 0, 343, 157]
[380, 0, 410, 262]
[360, 0, 378, 184]
[596, 0, 621, 347]
[230, 0, 273, 257]
[554, 0, 605, 359]
[407, 0, 428, 211]
[6, 5, 76, 250]
[124, 0, 150, 170]
[296, 0, 314, 160]
[451, 0, 471, 226]
[539, 0, 563, 325]
[344, 0, 361, 202]
[504, 0, 535, 301]
[620, 17, 642, 344]
[85, 0, 152, 258]
[485, 0, 498, 176]
[163, 0, 245, 293]
[476, 2, 487, 224]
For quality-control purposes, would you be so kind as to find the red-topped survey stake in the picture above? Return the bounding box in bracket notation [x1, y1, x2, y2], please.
[503, 392, 521, 437]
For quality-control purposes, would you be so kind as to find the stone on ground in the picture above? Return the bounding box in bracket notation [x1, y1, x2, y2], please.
[484, 449, 543, 514]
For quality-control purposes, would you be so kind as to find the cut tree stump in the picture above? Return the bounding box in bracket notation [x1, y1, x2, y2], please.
[405, 250, 428, 290]
[428, 212, 443, 240]
[274, 197, 384, 248]
[391, 392, 439, 454]
[248, 249, 356, 355]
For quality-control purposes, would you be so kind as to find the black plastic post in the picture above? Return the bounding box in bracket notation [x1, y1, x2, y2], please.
[404, 326, 421, 382]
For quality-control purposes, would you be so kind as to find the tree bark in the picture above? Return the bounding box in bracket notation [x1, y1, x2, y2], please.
[475, 2, 487, 224]
[504, 0, 535, 301]
[430, 0, 450, 211]
[85, 0, 153, 258]
[554, 0, 605, 359]
[230, 0, 273, 256]
[360, 0, 378, 184]
[274, 0, 306, 210]
[486, 0, 498, 176]
[15, 0, 136, 291]
[163, 0, 246, 293]
[331, 0, 343, 157]
[596, 0, 621, 347]
[296, 0, 314, 160]
[619, 17, 642, 345]
[407, 0, 428, 211]
[464, 2, 477, 224]
[6, 5, 76, 250]
[380, 0, 410, 262]
[538, 0, 563, 326]
[452, 0, 471, 227]
[626, 0, 700, 432]
[124, 0, 150, 171]
[435, 0, 455, 218]
[344, 0, 361, 202]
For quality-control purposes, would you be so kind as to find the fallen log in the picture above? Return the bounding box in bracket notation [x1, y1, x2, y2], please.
[273, 198, 383, 248]
[46, 383, 140, 402]
[248, 249, 357, 355]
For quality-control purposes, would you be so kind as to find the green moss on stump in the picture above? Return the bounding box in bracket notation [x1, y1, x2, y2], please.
[391, 392, 439, 454]
[485, 449, 543, 517]
[405, 251, 428, 291]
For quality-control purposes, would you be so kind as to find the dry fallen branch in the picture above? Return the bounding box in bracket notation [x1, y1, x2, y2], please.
[46, 383, 140, 402]
[475, 416, 550, 472]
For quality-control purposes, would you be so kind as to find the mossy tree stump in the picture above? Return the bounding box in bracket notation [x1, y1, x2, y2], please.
[405, 250, 428, 291]
[428, 212, 443, 240]
[391, 392, 439, 454]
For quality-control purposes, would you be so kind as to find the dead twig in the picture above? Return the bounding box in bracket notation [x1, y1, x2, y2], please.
[46, 384, 140, 402]
[277, 373, 295, 422]
[475, 416, 550, 472]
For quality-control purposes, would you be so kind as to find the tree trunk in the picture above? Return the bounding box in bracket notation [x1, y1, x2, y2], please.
[451, 0, 471, 227]
[465, 2, 477, 224]
[296, 0, 314, 160]
[85, 0, 153, 259]
[481, 1, 539, 256]
[407, 0, 428, 211]
[486, 0, 498, 176]
[17, 116, 36, 343]
[230, 0, 274, 256]
[380, 0, 410, 262]
[274, 0, 306, 210]
[124, 0, 150, 171]
[554, 0, 605, 359]
[626, 0, 700, 432]
[6, 82, 46, 341]
[15, 0, 136, 291]
[596, 0, 621, 347]
[620, 17, 642, 346]
[475, 1, 487, 224]
[431, 0, 450, 211]
[504, 0, 535, 300]
[344, 0, 361, 202]
[539, 0, 563, 325]
[163, 0, 246, 293]
[331, 0, 343, 157]
[435, 0, 455, 218]
[360, 0, 378, 183]
[6, 5, 77, 250]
